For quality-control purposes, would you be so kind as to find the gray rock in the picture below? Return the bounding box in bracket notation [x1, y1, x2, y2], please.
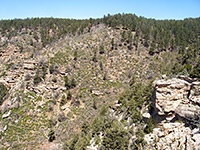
[3, 125, 7, 131]
[92, 90, 104, 96]
[145, 122, 200, 150]
[2, 110, 12, 119]
[152, 76, 200, 126]
[142, 112, 151, 119]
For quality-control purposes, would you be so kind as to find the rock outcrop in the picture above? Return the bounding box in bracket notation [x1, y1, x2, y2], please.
[145, 122, 200, 149]
[146, 76, 200, 149]
[152, 76, 200, 127]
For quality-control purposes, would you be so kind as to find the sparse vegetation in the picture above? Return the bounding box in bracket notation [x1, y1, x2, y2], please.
[0, 12, 199, 150]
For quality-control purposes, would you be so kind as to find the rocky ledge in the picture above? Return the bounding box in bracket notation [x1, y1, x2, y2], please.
[151, 76, 200, 127]
[146, 76, 200, 149]
[145, 122, 200, 149]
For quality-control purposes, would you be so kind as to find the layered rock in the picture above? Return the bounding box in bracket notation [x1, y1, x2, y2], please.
[152, 76, 200, 126]
[145, 122, 200, 150]
[23, 60, 37, 70]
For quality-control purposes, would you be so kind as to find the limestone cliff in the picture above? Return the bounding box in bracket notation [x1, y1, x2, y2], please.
[146, 76, 200, 149]
[152, 76, 200, 127]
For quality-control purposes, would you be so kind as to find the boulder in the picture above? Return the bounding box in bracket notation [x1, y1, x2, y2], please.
[3, 125, 7, 131]
[2, 110, 12, 119]
[92, 90, 104, 96]
[24, 63, 35, 70]
[142, 112, 151, 119]
[23, 61, 37, 70]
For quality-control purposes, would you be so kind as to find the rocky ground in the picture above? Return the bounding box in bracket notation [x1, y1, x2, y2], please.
[0, 24, 152, 149]
[0, 24, 199, 149]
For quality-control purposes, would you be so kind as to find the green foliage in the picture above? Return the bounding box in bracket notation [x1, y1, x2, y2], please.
[129, 75, 136, 87]
[0, 71, 5, 78]
[33, 74, 42, 85]
[132, 111, 142, 123]
[144, 117, 154, 134]
[41, 64, 47, 79]
[63, 133, 90, 150]
[92, 50, 98, 62]
[0, 18, 97, 47]
[70, 77, 76, 88]
[99, 45, 105, 54]
[190, 59, 200, 80]
[81, 121, 90, 135]
[103, 13, 200, 58]
[63, 133, 80, 150]
[74, 50, 78, 61]
[0, 84, 8, 105]
[74, 135, 90, 150]
[60, 95, 66, 107]
[49, 65, 55, 74]
[102, 126, 129, 150]
[65, 46, 72, 50]
[111, 38, 115, 50]
[135, 129, 146, 149]
[99, 61, 103, 71]
[48, 129, 55, 142]
[119, 79, 153, 123]
[67, 91, 72, 100]
[64, 76, 70, 90]
[99, 106, 108, 116]
[149, 47, 155, 55]
[92, 99, 97, 109]
[1, 14, 199, 52]
[64, 76, 76, 89]
[92, 116, 112, 135]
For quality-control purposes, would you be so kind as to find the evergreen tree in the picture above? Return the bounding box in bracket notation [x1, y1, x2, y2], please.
[190, 59, 200, 80]
[64, 76, 70, 89]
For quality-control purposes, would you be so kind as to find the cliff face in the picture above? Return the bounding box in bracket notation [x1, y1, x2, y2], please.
[152, 76, 200, 126]
[145, 76, 200, 149]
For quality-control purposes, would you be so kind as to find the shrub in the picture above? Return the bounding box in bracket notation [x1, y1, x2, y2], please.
[102, 127, 129, 150]
[33, 74, 42, 85]
[99, 61, 103, 71]
[67, 91, 72, 100]
[190, 59, 200, 80]
[135, 129, 146, 149]
[64, 76, 70, 89]
[81, 121, 90, 135]
[48, 129, 55, 142]
[74, 50, 78, 61]
[49, 65, 55, 74]
[74, 135, 90, 150]
[60, 95, 66, 106]
[99, 45, 104, 54]
[63, 133, 80, 150]
[71, 77, 76, 88]
[149, 47, 155, 55]
[144, 117, 154, 134]
[0, 84, 8, 105]
[24, 73, 31, 81]
[58, 112, 66, 122]
[42, 64, 47, 79]
[52, 76, 57, 82]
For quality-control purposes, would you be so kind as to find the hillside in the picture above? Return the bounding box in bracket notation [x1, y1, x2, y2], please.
[0, 14, 200, 150]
